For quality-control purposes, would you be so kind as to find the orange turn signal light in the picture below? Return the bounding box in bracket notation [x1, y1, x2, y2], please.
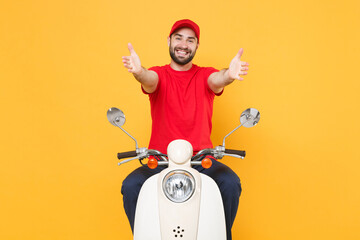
[201, 157, 212, 169]
[147, 156, 158, 169]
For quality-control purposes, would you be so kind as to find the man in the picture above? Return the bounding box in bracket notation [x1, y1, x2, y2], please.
[121, 19, 249, 240]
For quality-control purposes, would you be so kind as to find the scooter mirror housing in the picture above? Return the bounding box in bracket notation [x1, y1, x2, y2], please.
[240, 108, 260, 128]
[107, 107, 126, 128]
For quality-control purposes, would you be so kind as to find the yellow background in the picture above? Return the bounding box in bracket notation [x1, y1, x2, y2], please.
[1, 0, 359, 239]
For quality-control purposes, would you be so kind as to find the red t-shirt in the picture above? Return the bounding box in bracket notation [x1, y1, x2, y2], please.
[143, 64, 222, 154]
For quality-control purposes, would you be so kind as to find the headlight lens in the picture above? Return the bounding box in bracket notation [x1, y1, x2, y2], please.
[162, 170, 195, 203]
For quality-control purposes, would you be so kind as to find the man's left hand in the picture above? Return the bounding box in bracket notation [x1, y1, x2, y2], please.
[228, 48, 249, 81]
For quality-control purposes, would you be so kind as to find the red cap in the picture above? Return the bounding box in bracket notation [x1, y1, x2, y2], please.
[169, 19, 200, 43]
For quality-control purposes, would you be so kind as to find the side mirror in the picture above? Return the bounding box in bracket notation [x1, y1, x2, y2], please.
[107, 107, 126, 128]
[240, 108, 260, 128]
[107, 107, 139, 149]
[222, 108, 260, 147]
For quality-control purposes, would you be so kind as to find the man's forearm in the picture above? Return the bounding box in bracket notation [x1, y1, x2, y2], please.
[133, 67, 159, 93]
[214, 69, 234, 87]
[208, 69, 235, 93]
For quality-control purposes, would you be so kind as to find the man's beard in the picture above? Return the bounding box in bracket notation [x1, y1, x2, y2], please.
[169, 45, 196, 65]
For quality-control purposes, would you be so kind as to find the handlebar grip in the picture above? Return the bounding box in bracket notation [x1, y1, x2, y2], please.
[225, 149, 246, 158]
[117, 151, 137, 159]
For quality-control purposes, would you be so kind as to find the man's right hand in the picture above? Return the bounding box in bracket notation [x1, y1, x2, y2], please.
[122, 43, 143, 75]
[122, 43, 159, 93]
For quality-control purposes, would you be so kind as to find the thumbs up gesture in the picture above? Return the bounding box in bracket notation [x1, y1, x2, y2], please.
[228, 48, 249, 81]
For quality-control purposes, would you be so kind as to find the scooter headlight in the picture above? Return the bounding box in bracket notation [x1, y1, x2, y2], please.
[162, 170, 195, 203]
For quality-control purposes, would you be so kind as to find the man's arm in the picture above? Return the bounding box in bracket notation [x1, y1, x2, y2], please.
[208, 48, 249, 94]
[122, 43, 159, 93]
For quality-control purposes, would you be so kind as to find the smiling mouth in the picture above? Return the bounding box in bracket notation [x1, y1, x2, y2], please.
[175, 49, 190, 58]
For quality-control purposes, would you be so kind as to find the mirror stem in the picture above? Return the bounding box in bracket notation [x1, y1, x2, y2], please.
[112, 121, 139, 149]
[222, 119, 250, 147]
[222, 123, 242, 147]
[119, 126, 139, 150]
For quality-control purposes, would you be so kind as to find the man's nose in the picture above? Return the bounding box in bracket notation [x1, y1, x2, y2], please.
[179, 40, 188, 48]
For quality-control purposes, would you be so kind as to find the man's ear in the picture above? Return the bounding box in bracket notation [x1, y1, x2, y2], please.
[167, 37, 170, 47]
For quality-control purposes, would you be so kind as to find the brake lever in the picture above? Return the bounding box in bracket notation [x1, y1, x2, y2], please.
[222, 153, 244, 159]
[118, 156, 141, 166]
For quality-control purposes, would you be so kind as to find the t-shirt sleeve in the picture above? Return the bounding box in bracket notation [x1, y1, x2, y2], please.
[203, 67, 224, 96]
[141, 66, 161, 95]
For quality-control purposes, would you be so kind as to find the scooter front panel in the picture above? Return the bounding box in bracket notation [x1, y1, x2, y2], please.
[197, 174, 226, 240]
[133, 174, 161, 240]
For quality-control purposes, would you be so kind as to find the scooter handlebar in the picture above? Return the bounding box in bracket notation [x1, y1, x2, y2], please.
[117, 148, 245, 161]
[224, 149, 246, 158]
[117, 151, 138, 159]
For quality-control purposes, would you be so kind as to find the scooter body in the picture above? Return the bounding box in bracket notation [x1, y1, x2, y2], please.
[133, 140, 226, 240]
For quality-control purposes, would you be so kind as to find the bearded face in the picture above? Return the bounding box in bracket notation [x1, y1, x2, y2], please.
[168, 28, 198, 66]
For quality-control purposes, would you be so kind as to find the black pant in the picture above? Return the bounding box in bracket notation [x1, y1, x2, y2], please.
[121, 159, 242, 240]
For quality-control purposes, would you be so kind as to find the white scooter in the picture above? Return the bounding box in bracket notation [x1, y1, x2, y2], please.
[107, 107, 260, 240]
